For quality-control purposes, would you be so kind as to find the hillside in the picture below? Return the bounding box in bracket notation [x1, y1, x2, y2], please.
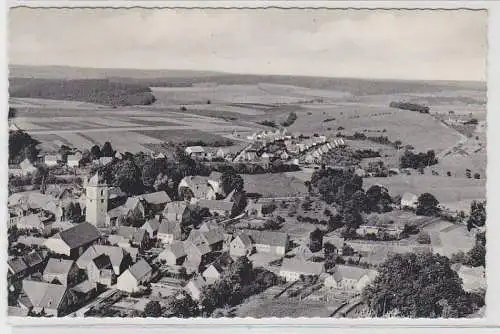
[9, 78, 156, 106]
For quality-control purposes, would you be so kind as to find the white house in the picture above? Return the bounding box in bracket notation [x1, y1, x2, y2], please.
[401, 192, 419, 209]
[44, 155, 61, 167]
[185, 146, 205, 159]
[324, 265, 378, 291]
[19, 159, 37, 176]
[158, 242, 186, 266]
[202, 264, 223, 285]
[42, 258, 77, 286]
[116, 259, 153, 293]
[229, 233, 253, 257]
[185, 276, 206, 301]
[66, 153, 82, 168]
[157, 221, 182, 245]
[279, 258, 324, 282]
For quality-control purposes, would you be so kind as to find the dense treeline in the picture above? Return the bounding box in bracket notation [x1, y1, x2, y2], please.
[9, 78, 156, 106]
[9, 130, 39, 164]
[400, 149, 438, 169]
[389, 101, 430, 113]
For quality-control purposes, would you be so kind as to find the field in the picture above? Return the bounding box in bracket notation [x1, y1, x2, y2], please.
[242, 173, 308, 197]
[363, 175, 485, 211]
[422, 220, 476, 257]
[234, 295, 334, 318]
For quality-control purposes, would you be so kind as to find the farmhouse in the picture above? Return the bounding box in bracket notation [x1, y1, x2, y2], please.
[185, 276, 206, 301]
[42, 258, 77, 286]
[188, 229, 225, 251]
[279, 258, 324, 282]
[229, 233, 254, 257]
[16, 214, 53, 236]
[116, 226, 149, 249]
[183, 239, 212, 274]
[162, 201, 188, 223]
[185, 146, 205, 159]
[243, 230, 289, 256]
[178, 176, 218, 200]
[44, 222, 100, 258]
[76, 245, 129, 276]
[401, 192, 419, 209]
[116, 259, 153, 293]
[66, 153, 82, 168]
[324, 265, 378, 291]
[157, 220, 182, 245]
[202, 263, 224, 285]
[19, 159, 37, 176]
[44, 155, 61, 167]
[86, 254, 116, 286]
[197, 199, 235, 217]
[22, 251, 47, 275]
[158, 241, 187, 266]
[141, 218, 161, 237]
[20, 280, 76, 317]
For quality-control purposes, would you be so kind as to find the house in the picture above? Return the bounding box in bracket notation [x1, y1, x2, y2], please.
[86, 254, 116, 286]
[141, 218, 161, 237]
[162, 201, 188, 223]
[42, 258, 77, 286]
[19, 280, 76, 317]
[178, 176, 218, 200]
[123, 197, 146, 218]
[44, 222, 100, 258]
[244, 230, 289, 256]
[202, 263, 224, 285]
[8, 257, 28, 282]
[279, 258, 324, 282]
[76, 245, 129, 276]
[188, 229, 225, 251]
[185, 276, 206, 301]
[245, 201, 264, 217]
[294, 244, 314, 261]
[157, 220, 182, 245]
[16, 214, 53, 236]
[198, 220, 220, 232]
[22, 251, 47, 275]
[116, 226, 149, 249]
[137, 191, 172, 211]
[452, 264, 486, 292]
[197, 199, 235, 217]
[44, 155, 60, 167]
[183, 239, 212, 274]
[324, 265, 378, 291]
[19, 159, 37, 176]
[66, 153, 82, 168]
[70, 280, 97, 304]
[8, 306, 29, 317]
[229, 233, 254, 257]
[116, 259, 153, 293]
[158, 241, 187, 266]
[401, 192, 419, 209]
[355, 225, 380, 236]
[185, 146, 205, 157]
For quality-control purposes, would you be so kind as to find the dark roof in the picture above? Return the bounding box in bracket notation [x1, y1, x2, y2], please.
[8, 257, 28, 275]
[93, 254, 113, 270]
[128, 259, 153, 281]
[138, 191, 171, 205]
[197, 199, 234, 212]
[59, 222, 100, 249]
[44, 258, 74, 275]
[22, 251, 45, 268]
[244, 230, 289, 248]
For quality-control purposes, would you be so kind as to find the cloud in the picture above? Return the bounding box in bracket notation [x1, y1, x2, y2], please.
[8, 8, 487, 81]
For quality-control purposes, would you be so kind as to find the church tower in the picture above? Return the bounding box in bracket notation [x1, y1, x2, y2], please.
[85, 171, 108, 227]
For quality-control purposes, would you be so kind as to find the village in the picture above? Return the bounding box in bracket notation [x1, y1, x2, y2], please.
[7, 123, 486, 318]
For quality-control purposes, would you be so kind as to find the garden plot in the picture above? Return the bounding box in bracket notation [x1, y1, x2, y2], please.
[56, 133, 97, 149]
[82, 131, 162, 153]
[242, 173, 308, 197]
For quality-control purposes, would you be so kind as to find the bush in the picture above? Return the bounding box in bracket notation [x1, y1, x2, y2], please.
[416, 231, 431, 244]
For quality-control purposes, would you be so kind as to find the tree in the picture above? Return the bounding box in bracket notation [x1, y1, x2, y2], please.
[416, 231, 431, 244]
[143, 300, 162, 317]
[474, 173, 480, 180]
[101, 141, 114, 157]
[467, 201, 486, 231]
[164, 291, 199, 318]
[365, 185, 393, 213]
[221, 170, 244, 195]
[363, 253, 475, 318]
[90, 145, 101, 160]
[9, 130, 39, 164]
[466, 244, 485, 267]
[416, 193, 439, 216]
[8, 107, 17, 119]
[112, 159, 143, 195]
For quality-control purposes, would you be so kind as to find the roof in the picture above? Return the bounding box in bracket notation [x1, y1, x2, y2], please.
[184, 239, 211, 258]
[67, 154, 82, 162]
[23, 251, 45, 267]
[8, 257, 28, 275]
[71, 280, 96, 294]
[234, 233, 253, 248]
[76, 245, 126, 273]
[141, 218, 161, 232]
[209, 171, 223, 181]
[158, 221, 182, 238]
[280, 258, 323, 276]
[124, 197, 143, 210]
[197, 199, 234, 212]
[333, 265, 374, 282]
[44, 258, 74, 276]
[244, 230, 289, 248]
[163, 201, 188, 216]
[128, 259, 153, 281]
[179, 176, 214, 198]
[187, 275, 206, 292]
[44, 155, 59, 162]
[88, 172, 104, 186]
[8, 306, 29, 317]
[107, 205, 130, 219]
[117, 226, 146, 244]
[401, 192, 418, 203]
[22, 280, 68, 311]
[17, 214, 46, 229]
[161, 241, 187, 259]
[92, 254, 113, 270]
[57, 222, 100, 249]
[185, 146, 205, 154]
[138, 191, 171, 205]
[202, 228, 225, 245]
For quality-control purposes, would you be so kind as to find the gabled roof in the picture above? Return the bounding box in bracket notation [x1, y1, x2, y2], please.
[44, 258, 74, 276]
[92, 254, 113, 270]
[22, 251, 45, 268]
[158, 220, 181, 238]
[57, 222, 100, 249]
[280, 258, 323, 276]
[124, 197, 143, 210]
[141, 218, 161, 232]
[8, 257, 28, 275]
[233, 233, 253, 248]
[197, 199, 234, 212]
[107, 205, 130, 219]
[138, 191, 171, 205]
[184, 239, 211, 258]
[22, 280, 68, 311]
[88, 172, 104, 186]
[71, 280, 96, 294]
[128, 259, 153, 281]
[76, 245, 126, 273]
[185, 146, 205, 154]
[401, 192, 418, 203]
[187, 275, 206, 292]
[160, 241, 187, 259]
[117, 226, 146, 244]
[333, 265, 374, 282]
[163, 201, 188, 216]
[17, 214, 48, 229]
[202, 228, 225, 245]
[244, 230, 288, 248]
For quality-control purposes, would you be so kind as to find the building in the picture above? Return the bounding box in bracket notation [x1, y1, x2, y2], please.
[86, 254, 116, 286]
[42, 258, 77, 286]
[185, 276, 206, 301]
[19, 280, 76, 317]
[162, 201, 188, 223]
[157, 220, 182, 245]
[19, 159, 37, 176]
[229, 233, 254, 257]
[141, 218, 161, 237]
[8, 258, 28, 283]
[309, 228, 324, 253]
[116, 226, 149, 249]
[202, 264, 223, 285]
[178, 176, 218, 200]
[185, 146, 205, 158]
[116, 259, 153, 293]
[76, 245, 130, 277]
[16, 214, 53, 236]
[22, 251, 47, 276]
[279, 258, 324, 282]
[245, 201, 264, 217]
[452, 264, 486, 292]
[66, 153, 82, 168]
[158, 241, 187, 266]
[44, 155, 61, 167]
[44, 222, 100, 258]
[85, 172, 109, 227]
[243, 230, 289, 256]
[183, 239, 212, 274]
[324, 265, 378, 291]
[197, 199, 235, 217]
[401, 192, 419, 209]
[137, 191, 172, 211]
[188, 229, 225, 252]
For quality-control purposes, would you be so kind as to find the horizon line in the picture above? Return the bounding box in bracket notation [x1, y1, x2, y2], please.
[8, 63, 486, 84]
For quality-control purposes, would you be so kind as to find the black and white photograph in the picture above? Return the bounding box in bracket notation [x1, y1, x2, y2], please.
[6, 7, 487, 319]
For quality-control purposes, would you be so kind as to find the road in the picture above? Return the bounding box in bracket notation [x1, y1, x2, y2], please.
[65, 288, 118, 318]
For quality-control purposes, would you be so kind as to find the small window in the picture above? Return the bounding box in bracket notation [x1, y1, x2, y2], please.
[101, 199, 104, 204]
[101, 190, 104, 196]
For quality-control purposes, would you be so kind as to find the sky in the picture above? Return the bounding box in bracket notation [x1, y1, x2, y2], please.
[8, 8, 488, 81]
